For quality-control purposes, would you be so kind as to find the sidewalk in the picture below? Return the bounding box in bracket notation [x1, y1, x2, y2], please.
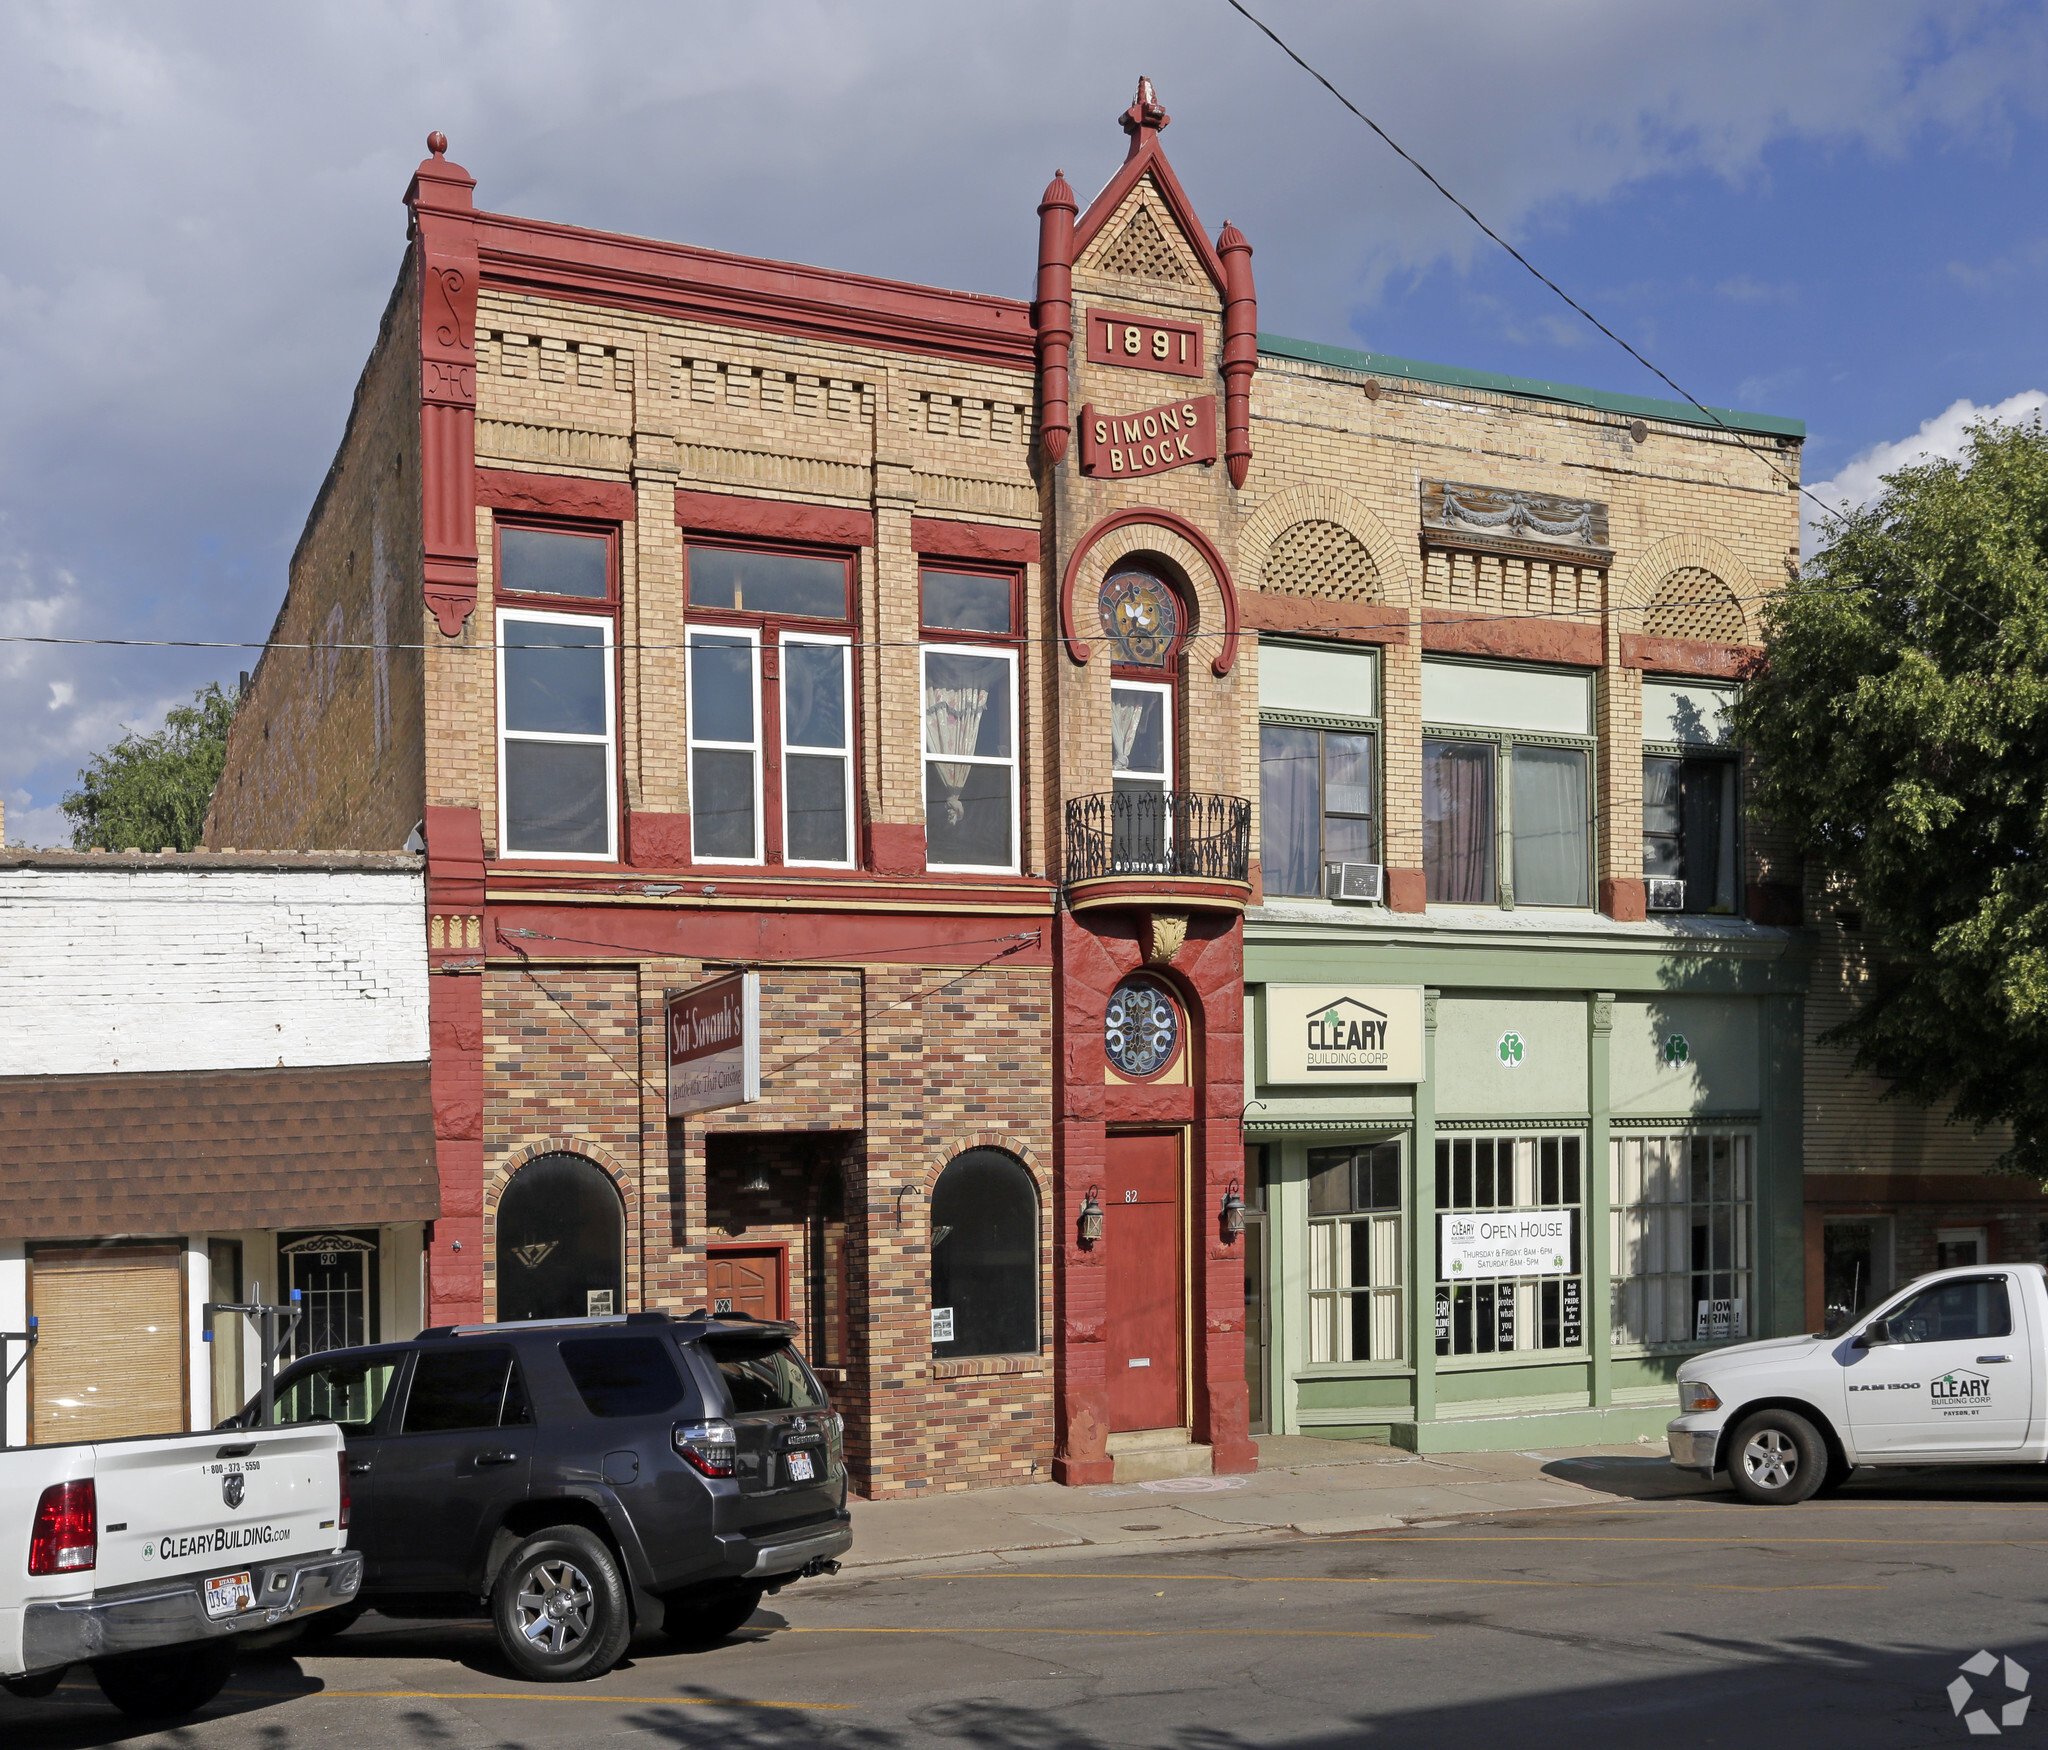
[842, 1436, 1711, 1576]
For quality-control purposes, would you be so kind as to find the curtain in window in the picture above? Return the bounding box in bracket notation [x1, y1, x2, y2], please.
[1423, 739, 1494, 903]
[1259, 725, 1321, 897]
[1510, 745, 1589, 906]
[1111, 694, 1147, 772]
[924, 683, 989, 824]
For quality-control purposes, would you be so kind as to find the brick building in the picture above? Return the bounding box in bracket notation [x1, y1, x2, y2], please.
[209, 77, 2003, 1481]
[0, 850, 435, 1446]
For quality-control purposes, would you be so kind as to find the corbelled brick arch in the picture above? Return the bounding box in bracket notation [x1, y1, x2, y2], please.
[1062, 514, 1239, 676]
[1235, 485, 1414, 608]
[920, 1132, 1047, 1196]
[1615, 534, 1762, 647]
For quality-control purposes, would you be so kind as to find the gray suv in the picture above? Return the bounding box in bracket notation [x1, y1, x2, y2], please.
[241, 1311, 850, 1680]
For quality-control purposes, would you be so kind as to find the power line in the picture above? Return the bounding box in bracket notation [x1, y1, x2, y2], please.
[1222, 0, 2002, 633]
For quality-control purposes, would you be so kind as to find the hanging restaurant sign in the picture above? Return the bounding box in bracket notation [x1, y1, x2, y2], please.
[666, 971, 761, 1117]
[1078, 395, 1217, 479]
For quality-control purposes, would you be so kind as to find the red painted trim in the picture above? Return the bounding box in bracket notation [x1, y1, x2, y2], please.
[1217, 222, 1257, 490]
[1059, 508, 1241, 677]
[1077, 395, 1216, 479]
[1243, 596, 1407, 645]
[1035, 171, 1077, 463]
[626, 810, 691, 867]
[675, 490, 873, 548]
[473, 211, 1033, 371]
[1386, 867, 1427, 913]
[1599, 876, 1647, 923]
[478, 468, 635, 522]
[1104, 1083, 1196, 1124]
[1421, 608, 1601, 668]
[1072, 128, 1226, 292]
[487, 902, 1053, 966]
[409, 143, 481, 639]
[422, 801, 487, 1325]
[911, 519, 1038, 566]
[1620, 632, 1762, 679]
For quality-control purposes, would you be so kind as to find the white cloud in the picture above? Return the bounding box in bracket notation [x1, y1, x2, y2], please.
[46, 680, 72, 711]
[1803, 389, 2048, 554]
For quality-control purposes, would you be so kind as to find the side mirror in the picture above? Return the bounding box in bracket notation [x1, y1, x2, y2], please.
[1853, 1319, 1891, 1350]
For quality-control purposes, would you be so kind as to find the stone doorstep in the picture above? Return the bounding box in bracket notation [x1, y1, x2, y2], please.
[1106, 1426, 1213, 1483]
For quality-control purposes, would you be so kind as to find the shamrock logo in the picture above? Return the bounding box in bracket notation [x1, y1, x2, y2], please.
[1949, 1649, 2029, 1734]
[1497, 1031, 1525, 1067]
[1663, 1034, 1691, 1066]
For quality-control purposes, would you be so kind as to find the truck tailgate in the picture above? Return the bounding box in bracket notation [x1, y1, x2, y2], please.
[92, 1426, 344, 1591]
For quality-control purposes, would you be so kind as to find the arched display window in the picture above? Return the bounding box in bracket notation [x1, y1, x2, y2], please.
[929, 1148, 1039, 1358]
[495, 1151, 625, 1323]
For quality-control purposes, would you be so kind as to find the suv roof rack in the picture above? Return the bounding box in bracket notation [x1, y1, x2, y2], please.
[414, 1309, 797, 1340]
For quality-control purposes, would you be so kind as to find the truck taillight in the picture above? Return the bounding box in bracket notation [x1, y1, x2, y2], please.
[28, 1479, 96, 1576]
[672, 1420, 738, 1478]
[338, 1451, 351, 1532]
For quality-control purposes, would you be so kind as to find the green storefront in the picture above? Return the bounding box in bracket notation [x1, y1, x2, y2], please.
[1242, 916, 1809, 1450]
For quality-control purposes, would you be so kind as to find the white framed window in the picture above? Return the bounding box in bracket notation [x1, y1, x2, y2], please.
[1307, 1141, 1403, 1363]
[498, 608, 617, 861]
[688, 624, 763, 864]
[1111, 679, 1173, 797]
[1609, 1131, 1754, 1348]
[1434, 1132, 1585, 1355]
[922, 642, 1019, 873]
[780, 633, 853, 868]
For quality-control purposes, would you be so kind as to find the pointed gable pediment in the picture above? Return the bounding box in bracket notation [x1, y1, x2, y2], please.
[1071, 78, 1226, 295]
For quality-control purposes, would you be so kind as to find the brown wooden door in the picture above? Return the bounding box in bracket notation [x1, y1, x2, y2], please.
[707, 1247, 786, 1322]
[1105, 1131, 1184, 1431]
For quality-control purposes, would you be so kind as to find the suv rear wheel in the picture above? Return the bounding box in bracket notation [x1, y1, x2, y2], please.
[661, 1581, 766, 1644]
[490, 1525, 633, 1681]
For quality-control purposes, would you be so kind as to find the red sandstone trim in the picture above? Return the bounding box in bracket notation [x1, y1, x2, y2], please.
[1620, 632, 1762, 679]
[1035, 171, 1077, 464]
[911, 519, 1039, 566]
[1386, 867, 1426, 913]
[1600, 876, 1647, 923]
[1421, 609, 1600, 668]
[1059, 508, 1241, 676]
[478, 468, 636, 522]
[473, 212, 1033, 370]
[675, 490, 874, 548]
[1243, 597, 1407, 645]
[1217, 221, 1257, 491]
[409, 140, 481, 638]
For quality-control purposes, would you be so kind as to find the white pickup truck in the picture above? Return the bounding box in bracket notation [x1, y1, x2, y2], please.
[1669, 1261, 2048, 1504]
[1, 1422, 363, 1717]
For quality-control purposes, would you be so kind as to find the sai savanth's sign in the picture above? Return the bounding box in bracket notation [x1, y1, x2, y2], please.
[1077, 395, 1217, 479]
[1264, 986, 1426, 1084]
[666, 971, 761, 1117]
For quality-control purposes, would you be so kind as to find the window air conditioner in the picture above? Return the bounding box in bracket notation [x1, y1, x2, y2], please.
[1325, 862, 1386, 903]
[1647, 877, 1686, 911]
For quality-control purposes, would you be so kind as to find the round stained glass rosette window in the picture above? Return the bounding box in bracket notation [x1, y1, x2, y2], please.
[1098, 570, 1181, 667]
[1105, 978, 1180, 1077]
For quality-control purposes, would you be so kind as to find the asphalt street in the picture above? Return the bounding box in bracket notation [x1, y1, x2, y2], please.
[12, 1469, 2048, 1749]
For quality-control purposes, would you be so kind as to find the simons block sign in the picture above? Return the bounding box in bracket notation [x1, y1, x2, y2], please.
[1077, 396, 1216, 478]
[1264, 986, 1426, 1084]
[666, 971, 761, 1117]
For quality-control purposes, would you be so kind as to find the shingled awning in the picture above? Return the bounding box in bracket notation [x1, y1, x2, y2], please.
[0, 1061, 439, 1238]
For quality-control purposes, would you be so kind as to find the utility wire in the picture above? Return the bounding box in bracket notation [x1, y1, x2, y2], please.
[1223, 0, 2002, 633]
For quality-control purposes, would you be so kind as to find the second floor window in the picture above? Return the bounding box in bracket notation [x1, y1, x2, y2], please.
[685, 543, 855, 867]
[922, 644, 1017, 872]
[1258, 640, 1380, 899]
[1641, 677, 1741, 913]
[499, 609, 617, 860]
[1422, 659, 1593, 908]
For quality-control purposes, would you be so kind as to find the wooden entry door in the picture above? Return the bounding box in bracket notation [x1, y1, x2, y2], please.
[1105, 1131, 1184, 1431]
[707, 1246, 787, 1322]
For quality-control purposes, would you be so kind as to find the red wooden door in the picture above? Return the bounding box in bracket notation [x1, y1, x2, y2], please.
[1105, 1131, 1184, 1431]
[707, 1247, 785, 1321]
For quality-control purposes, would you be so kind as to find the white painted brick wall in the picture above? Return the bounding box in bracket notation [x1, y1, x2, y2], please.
[0, 867, 428, 1076]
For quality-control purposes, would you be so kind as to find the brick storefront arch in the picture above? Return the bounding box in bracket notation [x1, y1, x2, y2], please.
[484, 1137, 637, 1321]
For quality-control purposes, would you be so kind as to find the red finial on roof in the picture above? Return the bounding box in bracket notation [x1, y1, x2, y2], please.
[1119, 77, 1170, 141]
[427, 131, 448, 159]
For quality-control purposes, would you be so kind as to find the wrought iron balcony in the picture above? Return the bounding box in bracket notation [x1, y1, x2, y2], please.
[1064, 789, 1251, 887]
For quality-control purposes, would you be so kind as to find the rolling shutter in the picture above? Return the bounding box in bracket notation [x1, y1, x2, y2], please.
[31, 1246, 186, 1443]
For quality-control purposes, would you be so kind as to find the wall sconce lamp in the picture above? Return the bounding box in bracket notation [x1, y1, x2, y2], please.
[1220, 1181, 1247, 1239]
[739, 1159, 771, 1194]
[1078, 1185, 1105, 1245]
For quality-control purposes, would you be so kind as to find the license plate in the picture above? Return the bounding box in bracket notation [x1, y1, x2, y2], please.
[204, 1571, 254, 1619]
[786, 1450, 816, 1482]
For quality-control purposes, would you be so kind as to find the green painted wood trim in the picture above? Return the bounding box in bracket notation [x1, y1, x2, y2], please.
[1242, 933, 1811, 995]
[1391, 1402, 1677, 1453]
[1588, 992, 1614, 1409]
[1412, 990, 1439, 1427]
[1257, 332, 1806, 439]
[1758, 991, 1808, 1336]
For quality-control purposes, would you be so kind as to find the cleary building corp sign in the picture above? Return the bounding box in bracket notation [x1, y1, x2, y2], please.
[1264, 986, 1426, 1084]
[666, 971, 761, 1117]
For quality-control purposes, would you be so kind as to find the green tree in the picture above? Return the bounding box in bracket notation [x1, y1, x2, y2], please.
[62, 680, 239, 852]
[1734, 417, 2048, 1175]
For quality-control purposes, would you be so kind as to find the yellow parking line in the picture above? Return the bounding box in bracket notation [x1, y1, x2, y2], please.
[781, 1626, 1429, 1640]
[246, 1689, 854, 1711]
[1332, 1535, 2048, 1546]
[960, 1571, 1877, 1593]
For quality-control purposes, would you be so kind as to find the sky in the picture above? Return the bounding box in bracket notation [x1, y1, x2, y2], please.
[5, 0, 2048, 846]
